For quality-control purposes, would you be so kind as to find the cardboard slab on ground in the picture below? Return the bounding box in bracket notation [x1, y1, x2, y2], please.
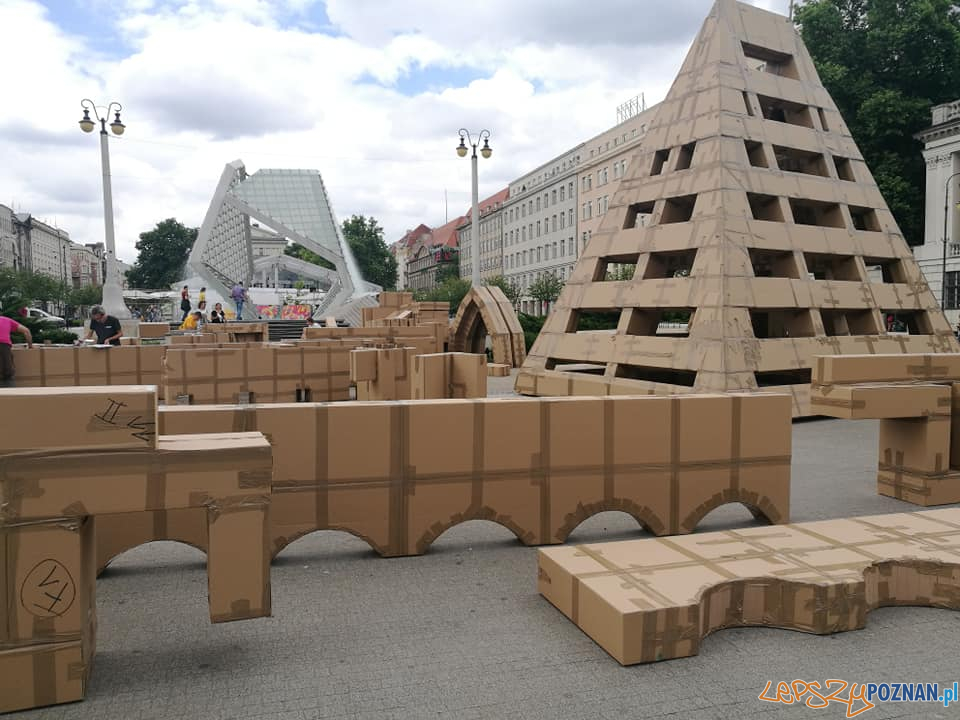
[538, 509, 960, 665]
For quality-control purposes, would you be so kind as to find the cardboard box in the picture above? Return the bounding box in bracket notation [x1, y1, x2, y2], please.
[142, 394, 791, 564]
[878, 416, 951, 475]
[412, 353, 487, 399]
[876, 467, 960, 505]
[488, 363, 511, 377]
[169, 333, 216, 345]
[0, 386, 157, 455]
[538, 509, 960, 665]
[302, 324, 445, 354]
[350, 347, 417, 400]
[138, 322, 169, 339]
[812, 354, 960, 387]
[0, 639, 91, 714]
[1, 518, 95, 648]
[810, 383, 952, 419]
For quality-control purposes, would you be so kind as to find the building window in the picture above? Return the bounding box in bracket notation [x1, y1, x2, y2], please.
[947, 271, 960, 310]
[537, 247, 542, 262]
[536, 197, 541, 212]
[536, 221, 541, 237]
[560, 213, 565, 230]
[568, 182, 574, 197]
[560, 186, 566, 202]
[568, 209, 574, 226]
[551, 190, 557, 204]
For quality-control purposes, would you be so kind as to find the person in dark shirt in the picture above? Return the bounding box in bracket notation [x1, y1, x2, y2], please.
[85, 305, 123, 346]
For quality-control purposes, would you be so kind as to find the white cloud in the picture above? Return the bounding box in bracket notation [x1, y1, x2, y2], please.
[0, 0, 791, 273]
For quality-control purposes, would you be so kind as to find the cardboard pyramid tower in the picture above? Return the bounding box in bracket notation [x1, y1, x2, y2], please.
[516, 0, 959, 415]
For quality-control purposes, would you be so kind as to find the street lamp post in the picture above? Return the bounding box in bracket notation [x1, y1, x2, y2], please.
[456, 129, 492, 288]
[79, 99, 131, 323]
[941, 171, 960, 312]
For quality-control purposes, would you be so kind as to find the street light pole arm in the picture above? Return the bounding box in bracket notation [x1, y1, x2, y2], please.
[80, 98, 101, 123]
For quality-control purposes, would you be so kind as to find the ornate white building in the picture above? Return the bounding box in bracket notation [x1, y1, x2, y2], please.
[915, 99, 960, 325]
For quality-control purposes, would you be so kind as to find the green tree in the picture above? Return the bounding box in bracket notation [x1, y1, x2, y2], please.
[0, 268, 76, 343]
[413, 277, 472, 310]
[604, 264, 636, 281]
[795, 0, 960, 245]
[342, 215, 397, 289]
[127, 218, 197, 289]
[284, 242, 335, 270]
[484, 275, 521, 309]
[528, 273, 564, 306]
[435, 262, 460, 284]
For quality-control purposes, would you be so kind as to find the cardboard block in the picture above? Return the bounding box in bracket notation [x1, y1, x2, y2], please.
[538, 509, 960, 665]
[0, 640, 90, 714]
[412, 353, 487, 399]
[810, 383, 952, 419]
[488, 363, 510, 377]
[138, 322, 169, 339]
[878, 416, 951, 475]
[0, 386, 157, 455]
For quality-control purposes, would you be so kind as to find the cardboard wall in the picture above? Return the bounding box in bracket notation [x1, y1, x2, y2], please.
[124, 393, 791, 568]
[411, 353, 488, 399]
[163, 346, 351, 404]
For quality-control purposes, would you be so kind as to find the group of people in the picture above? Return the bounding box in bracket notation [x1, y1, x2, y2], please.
[179, 283, 249, 330]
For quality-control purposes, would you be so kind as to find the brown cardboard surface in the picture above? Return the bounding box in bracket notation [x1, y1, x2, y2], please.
[877, 467, 960, 505]
[810, 383, 952, 419]
[0, 387, 157, 454]
[449, 286, 526, 367]
[412, 353, 487, 399]
[1, 518, 95, 649]
[813, 354, 960, 386]
[135, 393, 791, 565]
[302, 324, 444, 354]
[138, 322, 169, 339]
[488, 363, 511, 377]
[0, 639, 90, 713]
[95, 508, 208, 573]
[538, 508, 960, 665]
[878, 417, 951, 476]
[163, 346, 351, 404]
[351, 347, 417, 400]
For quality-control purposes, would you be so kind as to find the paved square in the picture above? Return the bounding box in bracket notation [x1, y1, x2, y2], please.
[19, 410, 960, 720]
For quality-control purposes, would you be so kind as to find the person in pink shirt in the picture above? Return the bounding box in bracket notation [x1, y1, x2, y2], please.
[0, 314, 33, 387]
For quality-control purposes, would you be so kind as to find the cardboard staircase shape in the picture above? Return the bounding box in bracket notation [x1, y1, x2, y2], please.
[450, 286, 527, 368]
[516, 0, 957, 416]
[95, 393, 791, 571]
[811, 353, 960, 505]
[538, 508, 960, 666]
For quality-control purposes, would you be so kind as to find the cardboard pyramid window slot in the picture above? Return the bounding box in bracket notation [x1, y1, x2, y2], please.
[517, 0, 957, 415]
[834, 155, 855, 181]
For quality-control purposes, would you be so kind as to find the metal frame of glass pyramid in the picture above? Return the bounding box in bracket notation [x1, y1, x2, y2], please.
[516, 0, 959, 416]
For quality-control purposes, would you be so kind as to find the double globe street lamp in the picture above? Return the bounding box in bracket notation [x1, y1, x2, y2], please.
[79, 99, 131, 322]
[457, 129, 492, 287]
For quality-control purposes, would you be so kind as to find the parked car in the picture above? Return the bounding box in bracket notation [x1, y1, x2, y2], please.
[27, 308, 67, 328]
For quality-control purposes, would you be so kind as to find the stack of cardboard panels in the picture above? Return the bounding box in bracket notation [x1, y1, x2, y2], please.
[211, 322, 268, 344]
[412, 353, 488, 399]
[414, 301, 450, 326]
[302, 323, 446, 354]
[163, 345, 351, 404]
[538, 509, 960, 665]
[94, 393, 791, 570]
[811, 353, 960, 504]
[12, 346, 166, 397]
[0, 386, 273, 712]
[350, 347, 417, 400]
[138, 322, 169, 339]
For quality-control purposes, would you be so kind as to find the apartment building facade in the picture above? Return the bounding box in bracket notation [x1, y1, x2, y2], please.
[576, 107, 657, 264]
[457, 188, 509, 282]
[502, 146, 583, 314]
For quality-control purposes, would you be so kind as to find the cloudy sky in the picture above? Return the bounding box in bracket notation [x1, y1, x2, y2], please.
[0, 0, 790, 265]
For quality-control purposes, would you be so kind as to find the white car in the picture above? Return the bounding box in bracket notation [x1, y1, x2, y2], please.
[27, 308, 67, 327]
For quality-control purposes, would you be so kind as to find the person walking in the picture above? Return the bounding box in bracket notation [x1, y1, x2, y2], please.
[231, 281, 248, 319]
[199, 287, 207, 306]
[85, 306, 123, 346]
[0, 313, 33, 387]
[180, 285, 191, 322]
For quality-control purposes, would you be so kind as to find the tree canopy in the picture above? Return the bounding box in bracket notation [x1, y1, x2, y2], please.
[284, 242, 335, 270]
[795, 0, 960, 245]
[485, 275, 521, 309]
[342, 215, 397, 290]
[528, 274, 564, 305]
[127, 218, 197, 289]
